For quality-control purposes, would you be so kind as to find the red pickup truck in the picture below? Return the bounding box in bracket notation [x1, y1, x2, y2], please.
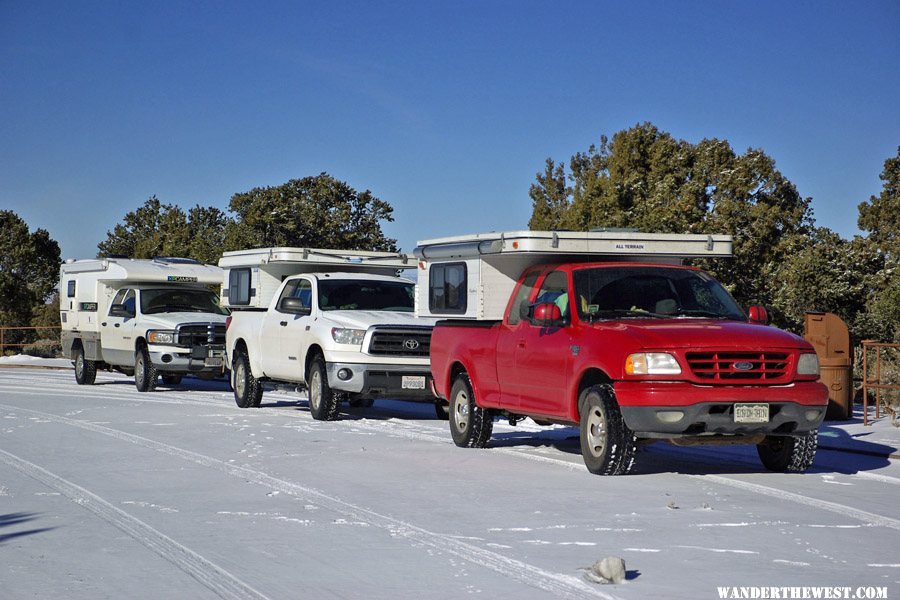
[430, 261, 829, 475]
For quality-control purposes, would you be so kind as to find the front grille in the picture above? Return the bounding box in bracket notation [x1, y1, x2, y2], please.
[176, 323, 226, 348]
[367, 327, 432, 357]
[685, 351, 790, 381]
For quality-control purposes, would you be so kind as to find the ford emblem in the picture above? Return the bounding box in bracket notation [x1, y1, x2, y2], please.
[733, 361, 754, 371]
[404, 339, 420, 350]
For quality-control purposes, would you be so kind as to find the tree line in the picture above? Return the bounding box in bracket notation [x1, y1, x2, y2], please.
[1, 128, 898, 348]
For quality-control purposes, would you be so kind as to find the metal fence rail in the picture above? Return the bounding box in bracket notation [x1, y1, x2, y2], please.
[0, 326, 61, 355]
[861, 340, 900, 426]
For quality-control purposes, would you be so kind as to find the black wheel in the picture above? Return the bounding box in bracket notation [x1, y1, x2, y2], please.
[161, 374, 183, 386]
[757, 431, 818, 473]
[232, 349, 262, 408]
[579, 385, 636, 475]
[348, 395, 374, 408]
[449, 374, 493, 448]
[434, 401, 450, 420]
[307, 355, 340, 421]
[74, 344, 96, 385]
[134, 345, 158, 392]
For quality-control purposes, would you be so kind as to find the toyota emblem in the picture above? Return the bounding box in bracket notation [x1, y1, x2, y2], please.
[733, 361, 754, 371]
[404, 339, 420, 350]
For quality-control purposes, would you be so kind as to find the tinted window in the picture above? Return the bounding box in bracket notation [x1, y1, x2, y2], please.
[429, 263, 467, 314]
[319, 280, 414, 312]
[67, 280, 76, 298]
[278, 279, 312, 312]
[572, 266, 744, 321]
[534, 270, 571, 320]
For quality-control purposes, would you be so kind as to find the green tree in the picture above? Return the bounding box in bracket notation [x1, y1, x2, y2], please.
[225, 173, 397, 251]
[97, 197, 230, 263]
[528, 123, 816, 329]
[857, 147, 900, 342]
[0, 210, 62, 340]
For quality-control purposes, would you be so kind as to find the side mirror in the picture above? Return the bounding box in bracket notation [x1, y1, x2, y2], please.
[748, 305, 769, 325]
[109, 303, 131, 317]
[279, 297, 310, 315]
[532, 302, 563, 327]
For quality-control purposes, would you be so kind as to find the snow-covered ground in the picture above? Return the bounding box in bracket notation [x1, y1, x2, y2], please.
[1, 364, 898, 599]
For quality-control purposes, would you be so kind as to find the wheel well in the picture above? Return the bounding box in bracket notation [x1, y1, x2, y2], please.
[305, 344, 324, 376]
[134, 337, 147, 351]
[233, 338, 248, 356]
[574, 368, 613, 416]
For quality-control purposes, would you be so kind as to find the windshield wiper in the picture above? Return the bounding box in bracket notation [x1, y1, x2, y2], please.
[673, 308, 731, 319]
[589, 309, 669, 320]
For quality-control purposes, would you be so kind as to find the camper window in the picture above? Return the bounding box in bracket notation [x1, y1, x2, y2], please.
[228, 268, 252, 305]
[67, 280, 76, 298]
[429, 263, 467, 314]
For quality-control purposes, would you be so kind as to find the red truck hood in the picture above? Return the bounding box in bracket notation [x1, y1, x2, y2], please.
[595, 319, 811, 351]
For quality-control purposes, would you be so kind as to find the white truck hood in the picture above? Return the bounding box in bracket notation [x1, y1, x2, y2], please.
[319, 311, 437, 331]
[140, 312, 229, 330]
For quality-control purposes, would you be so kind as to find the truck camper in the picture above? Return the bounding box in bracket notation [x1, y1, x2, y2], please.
[419, 230, 828, 475]
[220, 248, 438, 419]
[60, 257, 229, 391]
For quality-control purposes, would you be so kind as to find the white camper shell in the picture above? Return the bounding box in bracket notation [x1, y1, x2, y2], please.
[413, 230, 734, 321]
[218, 247, 414, 310]
[59, 257, 229, 390]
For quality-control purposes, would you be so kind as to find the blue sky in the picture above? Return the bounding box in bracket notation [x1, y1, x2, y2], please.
[2, 1, 898, 259]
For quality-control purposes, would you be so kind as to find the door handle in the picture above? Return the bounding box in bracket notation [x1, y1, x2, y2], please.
[517, 340, 526, 348]
[114, 323, 120, 328]
[280, 321, 288, 327]
[101, 322, 107, 327]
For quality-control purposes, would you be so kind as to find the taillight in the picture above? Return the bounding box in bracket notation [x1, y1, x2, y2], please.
[225, 316, 232, 331]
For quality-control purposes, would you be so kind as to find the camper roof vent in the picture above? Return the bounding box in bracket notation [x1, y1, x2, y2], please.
[153, 257, 201, 265]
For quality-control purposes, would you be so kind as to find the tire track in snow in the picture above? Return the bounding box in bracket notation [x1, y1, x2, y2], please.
[0, 404, 620, 600]
[0, 448, 270, 600]
[686, 474, 900, 531]
[7, 374, 900, 528]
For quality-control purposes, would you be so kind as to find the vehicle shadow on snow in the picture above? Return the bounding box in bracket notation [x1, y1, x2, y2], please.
[488, 428, 893, 476]
[0, 512, 56, 545]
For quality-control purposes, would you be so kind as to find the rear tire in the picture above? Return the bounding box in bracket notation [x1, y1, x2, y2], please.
[232, 349, 262, 408]
[308, 355, 340, 421]
[757, 431, 818, 473]
[449, 374, 493, 448]
[74, 345, 96, 385]
[161, 374, 182, 386]
[579, 385, 636, 475]
[134, 346, 158, 392]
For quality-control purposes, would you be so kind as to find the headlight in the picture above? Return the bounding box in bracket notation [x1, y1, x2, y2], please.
[147, 330, 177, 345]
[625, 352, 682, 375]
[331, 328, 366, 346]
[797, 353, 820, 376]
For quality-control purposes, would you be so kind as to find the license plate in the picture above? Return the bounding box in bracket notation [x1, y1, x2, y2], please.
[734, 403, 769, 423]
[402, 375, 426, 390]
[204, 357, 223, 367]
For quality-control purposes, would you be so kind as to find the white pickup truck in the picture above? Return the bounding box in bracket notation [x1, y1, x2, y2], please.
[60, 257, 229, 391]
[223, 251, 436, 420]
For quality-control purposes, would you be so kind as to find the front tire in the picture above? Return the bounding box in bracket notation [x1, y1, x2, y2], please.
[307, 355, 340, 421]
[579, 385, 636, 475]
[232, 349, 262, 408]
[757, 431, 818, 473]
[449, 374, 493, 448]
[74, 345, 96, 385]
[134, 346, 158, 392]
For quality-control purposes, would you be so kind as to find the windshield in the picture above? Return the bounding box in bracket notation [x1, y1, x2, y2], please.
[140, 288, 229, 315]
[318, 280, 415, 312]
[572, 266, 745, 321]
